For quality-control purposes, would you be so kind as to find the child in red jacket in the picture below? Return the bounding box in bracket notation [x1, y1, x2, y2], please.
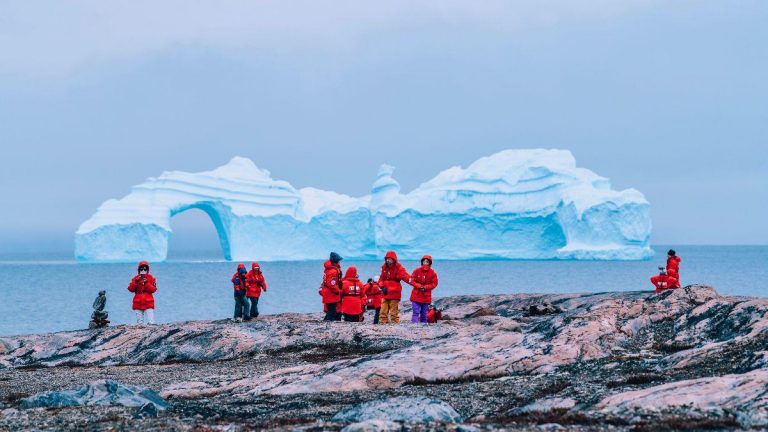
[410, 255, 438, 323]
[128, 261, 157, 325]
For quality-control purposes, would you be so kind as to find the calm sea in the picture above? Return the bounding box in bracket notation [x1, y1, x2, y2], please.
[0, 246, 765, 336]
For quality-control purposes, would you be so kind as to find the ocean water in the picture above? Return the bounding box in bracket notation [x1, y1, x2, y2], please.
[0, 245, 765, 336]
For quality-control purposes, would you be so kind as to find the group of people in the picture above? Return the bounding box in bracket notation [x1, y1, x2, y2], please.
[650, 249, 682, 293]
[318, 250, 439, 324]
[124, 249, 683, 326]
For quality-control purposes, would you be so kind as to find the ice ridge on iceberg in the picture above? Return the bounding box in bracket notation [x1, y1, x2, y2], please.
[75, 149, 653, 262]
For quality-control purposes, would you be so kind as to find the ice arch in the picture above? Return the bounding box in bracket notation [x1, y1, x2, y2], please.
[75, 151, 654, 262]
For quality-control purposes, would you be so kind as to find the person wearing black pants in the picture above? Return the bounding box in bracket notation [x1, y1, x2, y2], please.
[231, 264, 249, 321]
[320, 252, 343, 321]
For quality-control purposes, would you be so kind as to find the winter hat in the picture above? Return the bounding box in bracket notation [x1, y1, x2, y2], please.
[330, 252, 343, 263]
[237, 263, 247, 274]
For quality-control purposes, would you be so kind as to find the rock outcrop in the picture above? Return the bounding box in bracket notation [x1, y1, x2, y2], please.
[1, 285, 766, 431]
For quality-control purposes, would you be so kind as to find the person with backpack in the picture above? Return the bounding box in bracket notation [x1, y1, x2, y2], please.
[319, 252, 343, 321]
[246, 262, 267, 319]
[127, 261, 157, 325]
[231, 263, 249, 321]
[339, 267, 365, 322]
[410, 255, 438, 324]
[378, 250, 411, 324]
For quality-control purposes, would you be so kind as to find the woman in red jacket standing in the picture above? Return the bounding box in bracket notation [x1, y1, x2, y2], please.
[410, 255, 438, 323]
[128, 261, 157, 325]
[378, 251, 411, 324]
[319, 252, 343, 321]
[246, 262, 267, 320]
[339, 267, 365, 322]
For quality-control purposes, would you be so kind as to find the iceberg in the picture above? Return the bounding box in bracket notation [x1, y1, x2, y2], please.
[75, 149, 653, 262]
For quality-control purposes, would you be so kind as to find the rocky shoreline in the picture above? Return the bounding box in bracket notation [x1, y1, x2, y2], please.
[1, 285, 767, 431]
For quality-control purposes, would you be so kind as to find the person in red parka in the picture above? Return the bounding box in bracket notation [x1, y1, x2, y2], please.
[246, 262, 267, 320]
[127, 261, 157, 325]
[378, 250, 411, 324]
[232, 263, 249, 321]
[319, 252, 343, 321]
[364, 277, 383, 324]
[651, 267, 680, 294]
[339, 267, 365, 322]
[666, 249, 681, 286]
[410, 255, 438, 323]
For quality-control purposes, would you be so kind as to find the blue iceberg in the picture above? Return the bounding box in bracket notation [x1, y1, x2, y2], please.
[75, 149, 653, 262]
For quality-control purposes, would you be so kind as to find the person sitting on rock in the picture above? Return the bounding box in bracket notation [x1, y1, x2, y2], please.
[128, 261, 157, 325]
[364, 277, 383, 324]
[666, 249, 682, 285]
[232, 264, 249, 322]
[378, 250, 412, 325]
[319, 252, 343, 321]
[651, 267, 679, 294]
[410, 255, 438, 324]
[340, 267, 365, 322]
[245, 262, 267, 319]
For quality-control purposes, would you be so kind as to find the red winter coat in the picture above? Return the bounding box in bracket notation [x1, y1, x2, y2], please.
[666, 255, 681, 281]
[128, 261, 157, 310]
[246, 262, 267, 298]
[319, 260, 342, 304]
[379, 251, 411, 301]
[410, 255, 438, 304]
[365, 282, 383, 309]
[651, 274, 680, 293]
[340, 267, 365, 316]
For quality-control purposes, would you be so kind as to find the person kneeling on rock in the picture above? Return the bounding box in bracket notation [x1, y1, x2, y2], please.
[232, 264, 250, 322]
[651, 267, 680, 294]
[340, 267, 365, 322]
[128, 261, 157, 325]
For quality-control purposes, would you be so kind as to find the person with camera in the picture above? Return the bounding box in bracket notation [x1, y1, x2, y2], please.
[127, 261, 157, 325]
[339, 266, 365, 322]
[364, 277, 383, 324]
[410, 255, 438, 323]
[231, 263, 250, 322]
[651, 266, 680, 294]
[319, 252, 343, 321]
[245, 262, 267, 320]
[378, 250, 411, 324]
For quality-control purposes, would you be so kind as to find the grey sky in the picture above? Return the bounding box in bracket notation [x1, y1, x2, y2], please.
[1, 0, 766, 252]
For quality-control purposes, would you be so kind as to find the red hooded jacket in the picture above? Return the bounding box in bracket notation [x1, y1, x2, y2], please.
[128, 261, 157, 310]
[410, 255, 438, 304]
[379, 251, 411, 301]
[651, 274, 680, 293]
[666, 255, 681, 280]
[340, 267, 365, 316]
[246, 262, 267, 298]
[365, 282, 383, 309]
[319, 260, 342, 304]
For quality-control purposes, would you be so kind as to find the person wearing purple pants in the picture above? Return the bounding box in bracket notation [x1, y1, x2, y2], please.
[409, 255, 439, 323]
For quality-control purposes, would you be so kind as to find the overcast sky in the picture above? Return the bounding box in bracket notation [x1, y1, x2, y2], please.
[1, 0, 766, 253]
